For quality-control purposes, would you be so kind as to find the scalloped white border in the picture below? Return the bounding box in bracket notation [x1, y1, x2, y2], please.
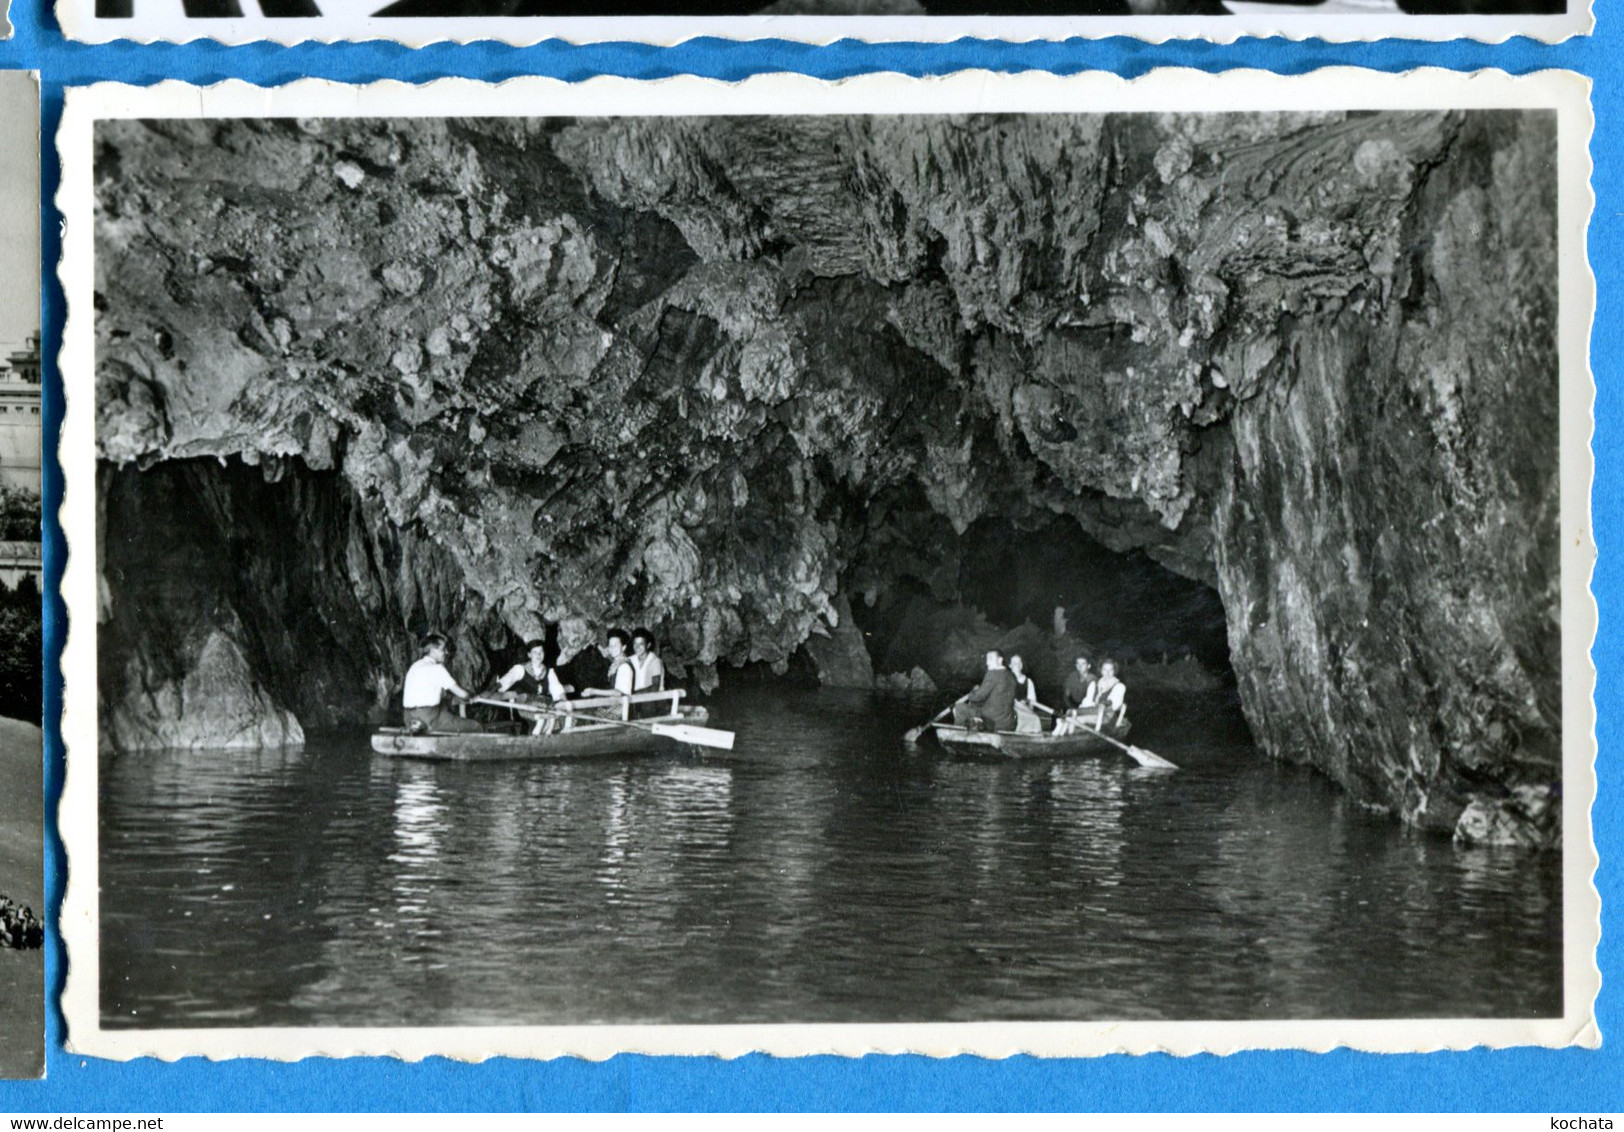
[50, 5, 1597, 47]
[55, 69, 1600, 1062]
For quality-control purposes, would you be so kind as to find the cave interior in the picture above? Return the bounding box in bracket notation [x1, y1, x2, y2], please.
[93, 109, 1562, 846]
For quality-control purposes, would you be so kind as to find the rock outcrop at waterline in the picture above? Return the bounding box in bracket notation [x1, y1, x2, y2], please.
[99, 459, 509, 745]
[93, 111, 1563, 846]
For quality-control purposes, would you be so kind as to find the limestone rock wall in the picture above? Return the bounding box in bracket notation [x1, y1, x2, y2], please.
[93, 112, 1562, 843]
[1213, 111, 1562, 842]
[99, 459, 507, 747]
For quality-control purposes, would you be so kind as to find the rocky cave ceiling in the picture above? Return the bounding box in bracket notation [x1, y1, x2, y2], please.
[97, 111, 1468, 660]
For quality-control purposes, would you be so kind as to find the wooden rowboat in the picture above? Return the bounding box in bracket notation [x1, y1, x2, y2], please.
[933, 718, 1132, 759]
[372, 689, 715, 762]
[371, 707, 710, 761]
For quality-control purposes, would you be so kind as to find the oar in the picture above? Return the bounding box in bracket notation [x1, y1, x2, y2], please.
[1073, 719, 1178, 770]
[904, 706, 954, 744]
[642, 719, 735, 750]
[471, 697, 735, 751]
[470, 695, 575, 731]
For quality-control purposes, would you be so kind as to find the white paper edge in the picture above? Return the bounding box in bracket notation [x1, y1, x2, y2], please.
[55, 68, 1601, 1062]
[50, 4, 1596, 47]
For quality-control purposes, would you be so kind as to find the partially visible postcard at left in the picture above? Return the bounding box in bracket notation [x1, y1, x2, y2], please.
[0, 68, 44, 1081]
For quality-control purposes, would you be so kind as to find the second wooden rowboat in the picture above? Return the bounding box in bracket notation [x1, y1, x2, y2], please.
[933, 718, 1132, 759]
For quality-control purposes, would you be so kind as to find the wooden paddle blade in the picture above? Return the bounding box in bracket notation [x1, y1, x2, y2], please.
[1127, 745, 1178, 770]
[651, 722, 736, 750]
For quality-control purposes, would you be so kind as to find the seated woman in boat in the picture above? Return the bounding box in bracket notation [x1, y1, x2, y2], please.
[402, 632, 483, 734]
[629, 628, 669, 718]
[495, 639, 570, 703]
[1007, 653, 1045, 734]
[1092, 659, 1128, 729]
[493, 638, 572, 735]
[951, 649, 1018, 733]
[581, 629, 637, 715]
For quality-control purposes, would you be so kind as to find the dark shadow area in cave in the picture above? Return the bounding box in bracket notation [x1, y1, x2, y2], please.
[97, 456, 519, 743]
[851, 514, 1233, 701]
[959, 517, 1231, 673]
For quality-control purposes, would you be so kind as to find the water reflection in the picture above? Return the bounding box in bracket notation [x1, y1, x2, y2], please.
[100, 688, 1562, 1028]
[391, 766, 444, 867]
[1047, 759, 1127, 879]
[387, 766, 445, 955]
[598, 771, 633, 890]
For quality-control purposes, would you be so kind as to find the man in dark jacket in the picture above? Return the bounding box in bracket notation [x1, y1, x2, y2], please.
[952, 650, 1018, 732]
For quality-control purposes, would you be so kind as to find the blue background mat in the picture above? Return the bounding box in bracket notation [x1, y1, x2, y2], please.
[0, 6, 1615, 1110]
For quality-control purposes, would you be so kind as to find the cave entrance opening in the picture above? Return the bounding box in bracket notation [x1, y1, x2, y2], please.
[958, 517, 1232, 677]
[847, 514, 1235, 705]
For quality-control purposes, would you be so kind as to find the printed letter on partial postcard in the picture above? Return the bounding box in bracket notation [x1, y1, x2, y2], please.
[57, 70, 1599, 1061]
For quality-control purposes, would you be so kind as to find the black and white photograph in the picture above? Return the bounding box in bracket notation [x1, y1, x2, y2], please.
[0, 69, 44, 1081]
[58, 71, 1596, 1060]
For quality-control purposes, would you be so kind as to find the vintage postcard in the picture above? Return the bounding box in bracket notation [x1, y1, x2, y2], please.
[52, 0, 1595, 48]
[57, 69, 1598, 1061]
[0, 69, 43, 1080]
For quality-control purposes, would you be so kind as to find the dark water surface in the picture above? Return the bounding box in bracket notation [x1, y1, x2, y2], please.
[100, 687, 1562, 1027]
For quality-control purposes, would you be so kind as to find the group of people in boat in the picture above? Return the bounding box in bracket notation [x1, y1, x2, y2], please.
[401, 627, 666, 735]
[952, 649, 1127, 736]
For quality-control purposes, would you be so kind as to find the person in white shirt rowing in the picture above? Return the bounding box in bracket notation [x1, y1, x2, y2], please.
[402, 632, 482, 734]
